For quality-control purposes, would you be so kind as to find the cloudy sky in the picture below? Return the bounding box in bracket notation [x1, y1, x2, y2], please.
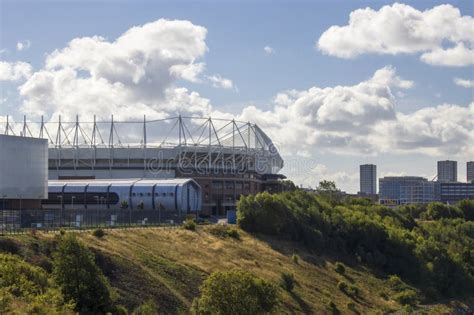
[0, 0, 473, 192]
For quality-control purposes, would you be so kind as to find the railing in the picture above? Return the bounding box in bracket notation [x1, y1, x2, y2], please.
[0, 209, 191, 234]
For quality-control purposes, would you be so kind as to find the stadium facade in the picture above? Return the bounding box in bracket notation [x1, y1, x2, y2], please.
[1, 115, 285, 216]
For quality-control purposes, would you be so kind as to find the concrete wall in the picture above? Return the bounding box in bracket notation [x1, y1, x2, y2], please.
[0, 135, 48, 199]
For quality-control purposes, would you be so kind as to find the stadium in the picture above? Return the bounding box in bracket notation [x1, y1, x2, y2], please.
[1, 115, 285, 216]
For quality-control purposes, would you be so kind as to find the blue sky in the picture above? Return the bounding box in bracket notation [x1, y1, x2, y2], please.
[1, 0, 473, 192]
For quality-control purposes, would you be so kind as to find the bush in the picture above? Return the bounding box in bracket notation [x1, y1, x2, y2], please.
[347, 301, 356, 310]
[226, 227, 240, 239]
[387, 275, 405, 291]
[326, 300, 337, 310]
[334, 262, 345, 274]
[183, 219, 196, 231]
[92, 228, 105, 238]
[280, 272, 295, 292]
[115, 304, 129, 315]
[0, 239, 19, 254]
[292, 254, 299, 264]
[337, 280, 348, 292]
[208, 225, 240, 239]
[192, 270, 277, 314]
[53, 234, 112, 313]
[0, 253, 74, 314]
[132, 300, 158, 315]
[348, 284, 359, 296]
[393, 289, 419, 306]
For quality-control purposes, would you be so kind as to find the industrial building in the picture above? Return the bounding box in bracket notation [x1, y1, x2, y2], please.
[1, 116, 285, 216]
[0, 134, 48, 210]
[44, 178, 201, 214]
[437, 160, 457, 182]
[359, 164, 377, 195]
[379, 176, 437, 206]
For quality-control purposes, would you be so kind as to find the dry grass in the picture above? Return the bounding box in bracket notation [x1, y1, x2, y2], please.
[2, 227, 464, 314]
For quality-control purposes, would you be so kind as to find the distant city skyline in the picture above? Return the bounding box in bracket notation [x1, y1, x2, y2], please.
[1, 1, 473, 193]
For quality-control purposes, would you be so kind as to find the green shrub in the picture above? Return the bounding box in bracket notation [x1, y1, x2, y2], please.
[0, 253, 74, 314]
[387, 275, 405, 291]
[132, 300, 158, 315]
[92, 228, 105, 238]
[115, 304, 129, 315]
[183, 219, 196, 231]
[59, 229, 66, 236]
[334, 262, 345, 274]
[393, 289, 418, 306]
[280, 272, 295, 292]
[192, 270, 277, 314]
[347, 301, 356, 310]
[0, 238, 19, 254]
[292, 254, 299, 264]
[326, 300, 336, 310]
[337, 280, 348, 292]
[226, 227, 240, 239]
[208, 225, 240, 239]
[348, 284, 359, 296]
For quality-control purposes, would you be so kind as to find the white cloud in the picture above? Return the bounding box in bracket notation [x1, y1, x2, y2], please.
[264, 46, 275, 55]
[18, 19, 213, 121]
[205, 74, 234, 89]
[236, 66, 413, 155]
[454, 77, 474, 88]
[373, 103, 474, 156]
[0, 61, 33, 81]
[16, 40, 31, 51]
[235, 66, 472, 157]
[317, 3, 474, 66]
[421, 42, 474, 66]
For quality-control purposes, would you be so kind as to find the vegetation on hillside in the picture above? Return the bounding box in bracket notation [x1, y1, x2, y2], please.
[238, 188, 474, 303]
[0, 186, 472, 314]
[192, 270, 277, 314]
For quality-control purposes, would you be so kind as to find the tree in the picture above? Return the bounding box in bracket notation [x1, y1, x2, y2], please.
[53, 234, 112, 314]
[315, 180, 341, 203]
[457, 200, 474, 221]
[192, 270, 277, 315]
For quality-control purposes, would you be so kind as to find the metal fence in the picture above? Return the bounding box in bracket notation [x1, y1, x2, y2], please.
[0, 208, 190, 234]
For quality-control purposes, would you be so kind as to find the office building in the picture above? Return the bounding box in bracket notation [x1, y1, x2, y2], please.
[379, 176, 437, 206]
[467, 161, 474, 183]
[439, 182, 474, 204]
[437, 160, 457, 182]
[360, 164, 377, 195]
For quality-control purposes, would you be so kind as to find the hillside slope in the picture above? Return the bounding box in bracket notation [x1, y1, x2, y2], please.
[1, 226, 467, 314]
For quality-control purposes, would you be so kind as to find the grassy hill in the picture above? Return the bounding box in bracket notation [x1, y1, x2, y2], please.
[0, 226, 469, 314]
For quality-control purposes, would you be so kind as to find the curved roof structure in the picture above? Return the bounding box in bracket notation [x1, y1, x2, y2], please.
[1, 115, 284, 175]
